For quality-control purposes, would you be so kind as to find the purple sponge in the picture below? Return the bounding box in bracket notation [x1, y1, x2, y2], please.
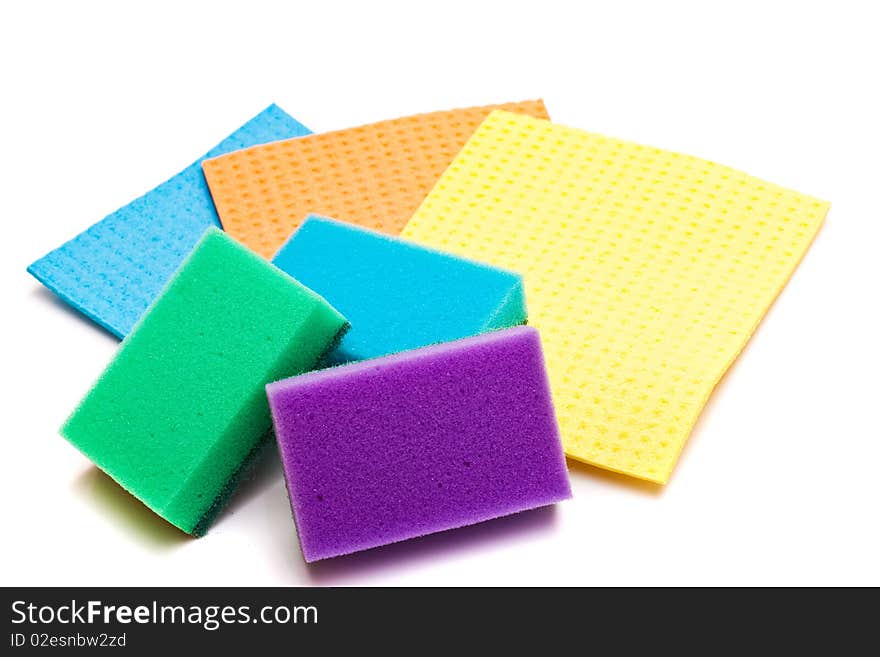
[266, 326, 571, 562]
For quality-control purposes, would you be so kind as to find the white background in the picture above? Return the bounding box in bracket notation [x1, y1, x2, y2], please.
[2, 0, 878, 586]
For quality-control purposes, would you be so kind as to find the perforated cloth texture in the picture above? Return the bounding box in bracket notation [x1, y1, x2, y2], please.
[402, 111, 829, 484]
[27, 105, 311, 337]
[202, 101, 549, 258]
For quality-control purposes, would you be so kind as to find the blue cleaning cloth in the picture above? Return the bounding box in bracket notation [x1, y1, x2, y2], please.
[272, 215, 527, 365]
[27, 104, 311, 338]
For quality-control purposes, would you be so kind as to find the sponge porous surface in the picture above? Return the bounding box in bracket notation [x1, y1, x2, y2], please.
[62, 228, 348, 535]
[267, 326, 571, 562]
[272, 216, 526, 365]
[28, 105, 311, 338]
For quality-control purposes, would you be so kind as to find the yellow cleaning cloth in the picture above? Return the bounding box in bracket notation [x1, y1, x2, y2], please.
[402, 111, 829, 484]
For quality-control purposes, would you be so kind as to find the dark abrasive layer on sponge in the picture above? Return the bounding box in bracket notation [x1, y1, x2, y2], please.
[62, 228, 348, 535]
[267, 326, 571, 562]
[27, 104, 311, 338]
[272, 215, 526, 365]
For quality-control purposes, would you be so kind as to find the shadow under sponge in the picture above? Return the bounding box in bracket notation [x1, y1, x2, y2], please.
[271, 215, 526, 365]
[266, 326, 571, 562]
[62, 228, 348, 535]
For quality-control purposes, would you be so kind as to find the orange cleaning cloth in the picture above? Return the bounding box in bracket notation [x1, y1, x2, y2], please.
[201, 101, 549, 258]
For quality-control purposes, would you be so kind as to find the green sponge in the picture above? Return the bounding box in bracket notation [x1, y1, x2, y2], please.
[61, 227, 348, 535]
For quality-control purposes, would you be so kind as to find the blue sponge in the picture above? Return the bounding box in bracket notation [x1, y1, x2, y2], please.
[27, 104, 311, 338]
[271, 215, 527, 365]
